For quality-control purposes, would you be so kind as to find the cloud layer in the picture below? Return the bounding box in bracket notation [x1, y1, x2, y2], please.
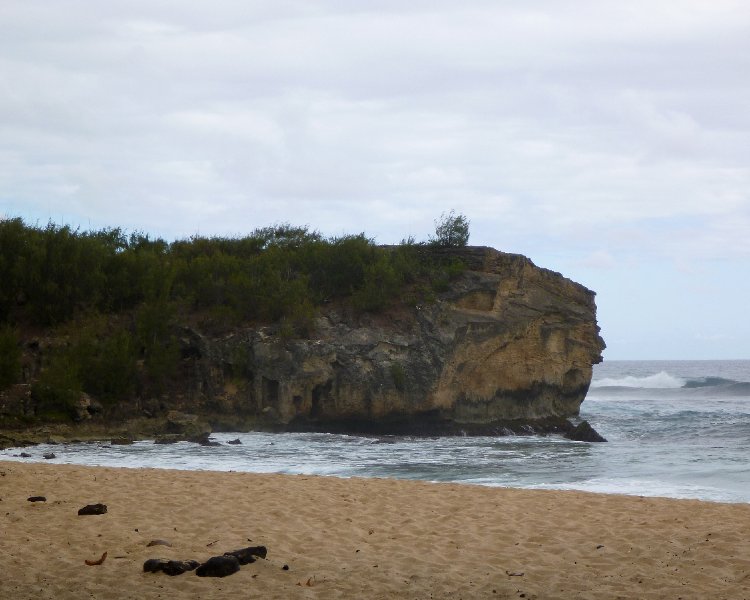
[2, 1, 749, 357]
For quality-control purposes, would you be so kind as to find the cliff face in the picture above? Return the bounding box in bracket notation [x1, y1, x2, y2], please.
[0, 246, 605, 438]
[195, 247, 605, 433]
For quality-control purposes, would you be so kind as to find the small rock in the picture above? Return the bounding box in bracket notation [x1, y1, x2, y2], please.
[78, 503, 107, 515]
[143, 558, 166, 573]
[224, 545, 267, 565]
[282, 564, 290, 571]
[27, 496, 47, 502]
[146, 539, 172, 547]
[195, 555, 241, 578]
[227, 438, 242, 445]
[564, 420, 607, 443]
[143, 558, 200, 576]
[165, 559, 200, 576]
[43, 453, 56, 460]
[198, 439, 221, 447]
[19, 452, 32, 458]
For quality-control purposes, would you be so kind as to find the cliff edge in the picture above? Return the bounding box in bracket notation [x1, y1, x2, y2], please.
[197, 246, 605, 434]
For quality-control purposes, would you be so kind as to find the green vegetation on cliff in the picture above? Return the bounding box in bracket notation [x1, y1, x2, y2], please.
[0, 217, 467, 419]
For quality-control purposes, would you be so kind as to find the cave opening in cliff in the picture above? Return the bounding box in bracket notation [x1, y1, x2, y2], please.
[311, 380, 333, 418]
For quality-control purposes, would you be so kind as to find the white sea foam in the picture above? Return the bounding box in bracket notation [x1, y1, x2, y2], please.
[3, 361, 748, 503]
[590, 371, 685, 389]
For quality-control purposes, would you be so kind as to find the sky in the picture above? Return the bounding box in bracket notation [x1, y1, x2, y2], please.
[1, 1, 748, 360]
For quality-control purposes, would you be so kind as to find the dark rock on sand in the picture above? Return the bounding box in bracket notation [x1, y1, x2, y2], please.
[164, 559, 200, 576]
[27, 496, 46, 502]
[143, 558, 168, 573]
[224, 545, 268, 565]
[195, 555, 241, 577]
[78, 503, 108, 515]
[564, 420, 607, 443]
[143, 558, 200, 576]
[146, 539, 172, 547]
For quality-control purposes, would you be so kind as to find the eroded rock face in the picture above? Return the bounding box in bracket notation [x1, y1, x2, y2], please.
[2, 246, 604, 437]
[206, 247, 605, 433]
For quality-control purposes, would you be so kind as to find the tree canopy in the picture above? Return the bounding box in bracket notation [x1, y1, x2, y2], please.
[430, 210, 470, 247]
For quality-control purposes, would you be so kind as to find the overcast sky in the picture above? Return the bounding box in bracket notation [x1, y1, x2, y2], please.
[1, 1, 749, 359]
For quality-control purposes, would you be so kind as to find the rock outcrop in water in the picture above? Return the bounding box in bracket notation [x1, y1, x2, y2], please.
[196, 246, 605, 435]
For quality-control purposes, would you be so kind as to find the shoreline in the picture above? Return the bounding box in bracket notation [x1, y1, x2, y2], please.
[2, 461, 749, 599]
[1, 431, 746, 505]
[2, 427, 747, 505]
[2, 451, 749, 507]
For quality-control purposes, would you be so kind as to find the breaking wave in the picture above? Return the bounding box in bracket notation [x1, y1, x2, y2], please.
[591, 372, 747, 393]
[590, 371, 685, 389]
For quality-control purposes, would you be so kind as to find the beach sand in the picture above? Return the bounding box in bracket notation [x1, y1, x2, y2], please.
[1, 461, 748, 599]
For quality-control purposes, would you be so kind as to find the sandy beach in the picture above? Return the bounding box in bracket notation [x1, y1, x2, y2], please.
[1, 461, 748, 599]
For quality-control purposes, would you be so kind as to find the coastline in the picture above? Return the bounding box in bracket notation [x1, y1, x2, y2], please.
[2, 461, 748, 599]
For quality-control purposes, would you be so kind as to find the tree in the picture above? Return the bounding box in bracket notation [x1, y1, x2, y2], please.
[430, 210, 470, 247]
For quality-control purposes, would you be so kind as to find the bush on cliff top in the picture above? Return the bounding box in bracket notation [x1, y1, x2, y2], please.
[0, 217, 467, 329]
[430, 210, 470, 248]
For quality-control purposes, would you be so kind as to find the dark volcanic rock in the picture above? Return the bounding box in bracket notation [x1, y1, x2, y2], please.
[564, 420, 607, 443]
[43, 452, 55, 459]
[78, 503, 108, 515]
[195, 555, 241, 577]
[224, 545, 267, 565]
[143, 558, 168, 573]
[190, 432, 221, 446]
[227, 438, 242, 445]
[143, 558, 200, 576]
[27, 496, 46, 502]
[164, 559, 200, 576]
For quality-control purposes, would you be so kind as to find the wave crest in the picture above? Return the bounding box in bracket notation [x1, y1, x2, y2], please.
[591, 371, 685, 389]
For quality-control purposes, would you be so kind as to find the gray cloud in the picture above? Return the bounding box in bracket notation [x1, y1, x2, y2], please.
[2, 1, 749, 356]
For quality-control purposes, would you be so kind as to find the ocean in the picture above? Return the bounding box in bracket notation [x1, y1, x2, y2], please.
[2, 360, 748, 503]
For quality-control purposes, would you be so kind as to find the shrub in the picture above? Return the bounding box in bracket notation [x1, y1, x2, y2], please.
[0, 326, 21, 390]
[31, 353, 82, 421]
[430, 210, 470, 247]
[136, 301, 180, 392]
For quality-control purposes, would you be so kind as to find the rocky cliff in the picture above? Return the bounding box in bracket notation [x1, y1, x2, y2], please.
[188, 246, 605, 435]
[0, 246, 605, 440]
